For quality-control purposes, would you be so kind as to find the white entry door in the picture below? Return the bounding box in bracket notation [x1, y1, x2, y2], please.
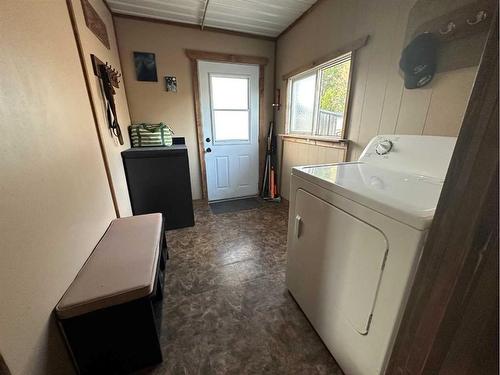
[198, 61, 259, 201]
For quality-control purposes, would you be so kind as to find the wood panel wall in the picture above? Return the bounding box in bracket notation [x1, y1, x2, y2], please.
[280, 139, 347, 199]
[275, 0, 486, 197]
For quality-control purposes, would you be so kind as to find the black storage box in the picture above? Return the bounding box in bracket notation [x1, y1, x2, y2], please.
[121, 139, 195, 230]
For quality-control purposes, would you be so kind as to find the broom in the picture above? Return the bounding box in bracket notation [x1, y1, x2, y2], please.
[260, 121, 281, 202]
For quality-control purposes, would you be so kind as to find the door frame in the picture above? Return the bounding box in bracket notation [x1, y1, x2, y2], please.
[198, 61, 260, 201]
[186, 49, 268, 199]
[387, 12, 498, 374]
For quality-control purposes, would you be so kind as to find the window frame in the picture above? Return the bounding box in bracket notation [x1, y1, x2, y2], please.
[285, 52, 353, 140]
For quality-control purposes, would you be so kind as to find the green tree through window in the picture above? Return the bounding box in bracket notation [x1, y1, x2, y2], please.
[288, 53, 352, 137]
[319, 60, 350, 114]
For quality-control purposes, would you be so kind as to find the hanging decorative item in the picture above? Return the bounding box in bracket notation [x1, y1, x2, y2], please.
[165, 76, 177, 92]
[134, 52, 158, 82]
[90, 54, 124, 145]
[81, 0, 110, 49]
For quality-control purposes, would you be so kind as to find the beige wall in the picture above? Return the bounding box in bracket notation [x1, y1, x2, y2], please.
[276, 0, 479, 199]
[114, 18, 275, 200]
[71, 0, 132, 217]
[0, 1, 116, 374]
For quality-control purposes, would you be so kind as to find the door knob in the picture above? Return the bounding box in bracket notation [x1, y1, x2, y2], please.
[206, 148, 212, 153]
[205, 137, 211, 142]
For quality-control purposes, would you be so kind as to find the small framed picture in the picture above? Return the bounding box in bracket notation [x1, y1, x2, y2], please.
[165, 76, 177, 92]
[134, 52, 158, 82]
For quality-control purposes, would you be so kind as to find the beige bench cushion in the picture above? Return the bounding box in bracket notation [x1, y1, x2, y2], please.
[56, 213, 163, 319]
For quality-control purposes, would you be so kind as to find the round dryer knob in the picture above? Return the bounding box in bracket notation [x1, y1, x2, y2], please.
[375, 140, 393, 155]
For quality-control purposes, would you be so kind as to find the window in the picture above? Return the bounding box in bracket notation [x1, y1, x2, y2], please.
[210, 75, 250, 142]
[287, 53, 352, 138]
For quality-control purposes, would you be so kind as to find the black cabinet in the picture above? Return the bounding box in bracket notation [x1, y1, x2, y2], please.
[122, 144, 195, 230]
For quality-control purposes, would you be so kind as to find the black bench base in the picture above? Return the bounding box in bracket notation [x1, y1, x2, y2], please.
[58, 296, 163, 374]
[56, 220, 167, 374]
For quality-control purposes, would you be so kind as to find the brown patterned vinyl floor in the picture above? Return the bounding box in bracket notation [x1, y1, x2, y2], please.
[136, 200, 343, 375]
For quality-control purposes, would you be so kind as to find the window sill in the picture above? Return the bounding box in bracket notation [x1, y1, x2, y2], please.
[278, 133, 349, 145]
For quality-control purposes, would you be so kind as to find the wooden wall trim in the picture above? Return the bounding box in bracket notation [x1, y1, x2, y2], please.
[186, 50, 268, 200]
[282, 35, 369, 80]
[98, 0, 132, 120]
[259, 65, 266, 190]
[101, 0, 112, 15]
[281, 136, 348, 150]
[108, 8, 133, 126]
[185, 49, 268, 66]
[189, 59, 208, 200]
[278, 133, 348, 145]
[341, 49, 356, 142]
[66, 0, 120, 217]
[112, 13, 276, 42]
[387, 12, 498, 374]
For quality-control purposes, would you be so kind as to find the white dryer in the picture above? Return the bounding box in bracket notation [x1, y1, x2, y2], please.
[286, 135, 456, 375]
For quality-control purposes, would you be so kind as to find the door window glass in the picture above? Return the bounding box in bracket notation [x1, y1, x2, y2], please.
[211, 77, 248, 109]
[210, 76, 250, 142]
[213, 111, 249, 141]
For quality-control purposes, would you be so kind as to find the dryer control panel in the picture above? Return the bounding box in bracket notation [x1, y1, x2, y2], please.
[375, 140, 393, 155]
[359, 135, 457, 181]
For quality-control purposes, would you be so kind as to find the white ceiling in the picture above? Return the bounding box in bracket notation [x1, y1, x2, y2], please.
[106, 0, 318, 38]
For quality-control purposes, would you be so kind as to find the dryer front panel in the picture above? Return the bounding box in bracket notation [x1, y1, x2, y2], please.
[287, 188, 388, 336]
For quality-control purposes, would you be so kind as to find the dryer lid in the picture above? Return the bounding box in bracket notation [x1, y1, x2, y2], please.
[293, 162, 444, 230]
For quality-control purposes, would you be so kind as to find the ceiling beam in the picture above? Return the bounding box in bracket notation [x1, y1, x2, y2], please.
[200, 0, 210, 30]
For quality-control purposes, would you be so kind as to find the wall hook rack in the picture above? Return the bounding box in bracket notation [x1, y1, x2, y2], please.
[467, 10, 488, 26]
[90, 54, 121, 88]
[90, 53, 124, 145]
[413, 2, 493, 44]
[439, 21, 456, 35]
